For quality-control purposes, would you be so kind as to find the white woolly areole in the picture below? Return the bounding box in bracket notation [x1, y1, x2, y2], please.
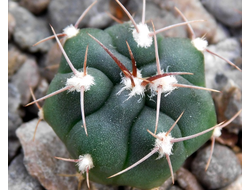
[213, 127, 222, 138]
[63, 24, 79, 38]
[38, 108, 44, 120]
[117, 70, 145, 100]
[149, 74, 178, 96]
[77, 154, 94, 173]
[66, 72, 95, 92]
[155, 132, 174, 159]
[191, 37, 208, 52]
[132, 23, 153, 48]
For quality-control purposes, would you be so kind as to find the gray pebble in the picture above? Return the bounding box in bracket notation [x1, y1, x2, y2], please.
[191, 144, 241, 189]
[8, 112, 22, 162]
[16, 119, 80, 190]
[20, 0, 50, 15]
[201, 0, 242, 28]
[41, 41, 62, 81]
[8, 83, 22, 162]
[8, 153, 44, 190]
[151, 0, 219, 43]
[204, 38, 242, 90]
[8, 83, 21, 113]
[8, 2, 53, 53]
[48, 0, 111, 32]
[176, 167, 204, 190]
[11, 58, 40, 106]
[8, 44, 27, 80]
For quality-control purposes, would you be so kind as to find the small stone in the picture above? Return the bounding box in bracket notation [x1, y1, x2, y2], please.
[8, 2, 52, 53]
[86, 0, 112, 28]
[8, 112, 22, 162]
[8, 44, 27, 80]
[8, 12, 16, 40]
[176, 167, 204, 190]
[201, 0, 242, 28]
[8, 153, 44, 190]
[41, 41, 62, 81]
[152, 0, 219, 42]
[20, 0, 50, 15]
[11, 58, 40, 106]
[210, 23, 230, 44]
[48, 0, 111, 32]
[8, 83, 22, 162]
[8, 83, 21, 113]
[191, 144, 242, 189]
[16, 119, 79, 190]
[205, 38, 242, 90]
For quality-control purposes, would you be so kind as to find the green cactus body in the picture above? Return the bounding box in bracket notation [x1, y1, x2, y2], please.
[42, 22, 216, 189]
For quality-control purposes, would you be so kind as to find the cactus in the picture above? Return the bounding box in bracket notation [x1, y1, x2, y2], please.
[27, 1, 241, 189]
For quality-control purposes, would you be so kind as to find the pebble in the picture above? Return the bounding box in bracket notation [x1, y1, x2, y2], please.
[8, 83, 21, 113]
[8, 2, 52, 53]
[191, 144, 242, 189]
[152, 0, 221, 43]
[16, 119, 79, 190]
[205, 38, 242, 90]
[176, 167, 204, 190]
[201, 0, 242, 28]
[8, 12, 16, 40]
[11, 58, 40, 106]
[8, 83, 22, 162]
[41, 41, 62, 81]
[20, 0, 50, 15]
[8, 44, 27, 80]
[8, 153, 44, 190]
[48, 0, 111, 32]
[86, 0, 112, 28]
[8, 112, 22, 162]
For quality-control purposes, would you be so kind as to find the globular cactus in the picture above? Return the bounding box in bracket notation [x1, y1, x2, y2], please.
[27, 1, 241, 189]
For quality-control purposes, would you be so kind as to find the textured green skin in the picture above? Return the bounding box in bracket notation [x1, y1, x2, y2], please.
[43, 22, 217, 189]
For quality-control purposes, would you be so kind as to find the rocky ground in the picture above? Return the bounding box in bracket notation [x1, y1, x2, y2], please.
[8, 0, 242, 189]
